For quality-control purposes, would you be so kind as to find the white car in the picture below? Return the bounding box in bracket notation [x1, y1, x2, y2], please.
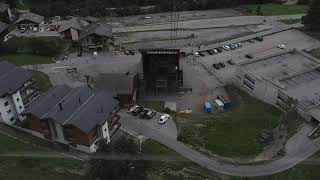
[222, 45, 230, 51]
[193, 51, 200, 57]
[213, 49, 219, 54]
[237, 42, 242, 47]
[159, 114, 170, 124]
[277, 44, 286, 49]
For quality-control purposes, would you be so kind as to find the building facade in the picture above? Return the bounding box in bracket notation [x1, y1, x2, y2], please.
[0, 62, 37, 124]
[23, 85, 121, 153]
[234, 49, 320, 123]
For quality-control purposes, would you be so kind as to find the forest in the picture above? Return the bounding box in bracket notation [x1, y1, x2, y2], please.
[8, 0, 280, 17]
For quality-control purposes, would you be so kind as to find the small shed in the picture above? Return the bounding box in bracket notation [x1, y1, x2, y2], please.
[204, 101, 212, 113]
[214, 99, 224, 111]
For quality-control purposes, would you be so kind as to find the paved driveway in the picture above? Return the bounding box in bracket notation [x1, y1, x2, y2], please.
[119, 110, 178, 140]
[121, 114, 320, 177]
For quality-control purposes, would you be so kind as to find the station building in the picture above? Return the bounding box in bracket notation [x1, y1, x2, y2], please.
[234, 49, 320, 123]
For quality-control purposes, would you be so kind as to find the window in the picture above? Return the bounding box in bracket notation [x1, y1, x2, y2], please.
[16, 98, 20, 102]
[19, 106, 22, 109]
[7, 109, 12, 114]
[104, 128, 107, 132]
[10, 117, 15, 122]
[244, 74, 255, 84]
[4, 101, 9, 107]
[243, 80, 254, 90]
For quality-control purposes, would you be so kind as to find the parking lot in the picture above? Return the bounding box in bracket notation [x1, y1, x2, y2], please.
[119, 109, 178, 140]
[190, 29, 320, 84]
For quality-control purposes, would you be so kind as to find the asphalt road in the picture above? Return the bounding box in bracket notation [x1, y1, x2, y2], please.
[121, 115, 320, 177]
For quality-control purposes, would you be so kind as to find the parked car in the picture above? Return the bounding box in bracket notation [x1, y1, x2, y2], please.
[199, 51, 205, 56]
[230, 44, 237, 50]
[237, 42, 242, 47]
[20, 27, 26, 33]
[245, 54, 254, 59]
[227, 60, 235, 65]
[222, 45, 230, 51]
[132, 106, 144, 116]
[129, 50, 135, 55]
[216, 48, 223, 53]
[127, 105, 139, 113]
[254, 36, 264, 42]
[159, 114, 170, 124]
[206, 49, 214, 55]
[248, 39, 255, 43]
[213, 49, 219, 54]
[213, 64, 220, 70]
[139, 109, 149, 119]
[219, 62, 226, 68]
[146, 110, 157, 119]
[193, 51, 200, 57]
[277, 44, 286, 50]
[123, 48, 130, 55]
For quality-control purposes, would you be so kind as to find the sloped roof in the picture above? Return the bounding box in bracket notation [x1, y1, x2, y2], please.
[58, 17, 88, 33]
[80, 23, 112, 39]
[95, 73, 136, 94]
[84, 16, 99, 23]
[23, 85, 119, 134]
[0, 62, 32, 96]
[15, 12, 44, 24]
[0, 2, 9, 13]
[0, 21, 8, 33]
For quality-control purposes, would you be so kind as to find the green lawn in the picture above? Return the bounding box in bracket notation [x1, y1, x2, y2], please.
[0, 135, 85, 180]
[137, 101, 165, 112]
[0, 54, 54, 66]
[176, 86, 281, 158]
[239, 4, 308, 16]
[309, 48, 320, 59]
[32, 71, 52, 93]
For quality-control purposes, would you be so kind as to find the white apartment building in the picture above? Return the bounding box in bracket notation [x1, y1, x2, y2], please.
[0, 62, 37, 124]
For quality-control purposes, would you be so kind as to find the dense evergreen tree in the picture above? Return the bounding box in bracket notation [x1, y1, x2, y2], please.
[303, 0, 320, 31]
[88, 137, 150, 180]
[12, 0, 279, 17]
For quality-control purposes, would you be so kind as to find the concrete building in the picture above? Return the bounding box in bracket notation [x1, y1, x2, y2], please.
[234, 49, 320, 123]
[0, 62, 38, 124]
[95, 73, 139, 106]
[22, 85, 121, 153]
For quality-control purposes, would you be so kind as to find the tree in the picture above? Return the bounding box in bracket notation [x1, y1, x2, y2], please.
[303, 0, 320, 31]
[256, 5, 263, 15]
[88, 137, 150, 180]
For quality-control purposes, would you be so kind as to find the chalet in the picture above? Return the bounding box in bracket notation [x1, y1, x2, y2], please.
[0, 21, 8, 41]
[79, 22, 113, 51]
[15, 12, 44, 29]
[84, 16, 99, 24]
[58, 17, 88, 41]
[22, 85, 121, 153]
[0, 62, 38, 125]
[95, 73, 139, 106]
[0, 2, 12, 23]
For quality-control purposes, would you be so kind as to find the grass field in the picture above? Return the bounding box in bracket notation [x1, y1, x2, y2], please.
[176, 86, 281, 158]
[309, 48, 320, 59]
[0, 135, 85, 180]
[32, 71, 52, 93]
[137, 101, 165, 112]
[0, 54, 54, 66]
[239, 4, 308, 16]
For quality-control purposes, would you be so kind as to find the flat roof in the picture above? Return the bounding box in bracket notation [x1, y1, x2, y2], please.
[239, 49, 320, 81]
[279, 68, 320, 108]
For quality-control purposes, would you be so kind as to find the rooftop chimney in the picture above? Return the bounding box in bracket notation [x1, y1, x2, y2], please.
[59, 103, 63, 111]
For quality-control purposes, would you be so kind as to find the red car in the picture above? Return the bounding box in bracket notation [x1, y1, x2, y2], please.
[123, 49, 130, 55]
